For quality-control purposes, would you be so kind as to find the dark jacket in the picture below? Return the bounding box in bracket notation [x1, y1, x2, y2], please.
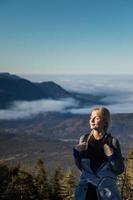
[73, 134, 124, 200]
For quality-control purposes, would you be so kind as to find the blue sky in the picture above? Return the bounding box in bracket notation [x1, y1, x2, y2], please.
[0, 0, 133, 75]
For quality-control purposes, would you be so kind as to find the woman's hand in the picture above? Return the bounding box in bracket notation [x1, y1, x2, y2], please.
[75, 142, 87, 152]
[104, 144, 114, 156]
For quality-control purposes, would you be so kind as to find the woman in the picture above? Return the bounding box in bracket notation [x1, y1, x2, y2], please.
[73, 107, 124, 200]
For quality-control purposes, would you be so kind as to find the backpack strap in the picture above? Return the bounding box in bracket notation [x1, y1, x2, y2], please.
[102, 133, 113, 147]
[80, 131, 93, 143]
[82, 133, 90, 142]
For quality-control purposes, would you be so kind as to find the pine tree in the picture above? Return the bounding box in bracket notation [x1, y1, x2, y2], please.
[126, 147, 133, 188]
[60, 168, 76, 200]
[0, 161, 9, 200]
[49, 166, 63, 200]
[3, 166, 38, 200]
[34, 159, 49, 200]
[117, 146, 133, 200]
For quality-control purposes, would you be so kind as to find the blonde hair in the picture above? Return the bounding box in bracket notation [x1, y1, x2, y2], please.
[90, 107, 111, 132]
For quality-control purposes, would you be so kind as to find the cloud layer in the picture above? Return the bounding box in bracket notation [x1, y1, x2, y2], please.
[1, 75, 133, 120]
[0, 98, 78, 120]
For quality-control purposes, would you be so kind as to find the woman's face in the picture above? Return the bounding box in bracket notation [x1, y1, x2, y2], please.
[89, 110, 105, 131]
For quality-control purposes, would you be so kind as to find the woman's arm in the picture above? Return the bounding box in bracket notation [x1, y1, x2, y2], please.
[73, 147, 82, 171]
[73, 135, 88, 171]
[104, 138, 124, 175]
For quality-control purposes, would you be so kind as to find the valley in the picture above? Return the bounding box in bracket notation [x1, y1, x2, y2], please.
[0, 112, 133, 172]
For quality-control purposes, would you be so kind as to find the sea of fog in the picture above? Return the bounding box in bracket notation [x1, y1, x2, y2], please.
[1, 74, 133, 120]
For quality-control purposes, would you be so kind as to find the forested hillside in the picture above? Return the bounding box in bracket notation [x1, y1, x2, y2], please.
[0, 147, 133, 200]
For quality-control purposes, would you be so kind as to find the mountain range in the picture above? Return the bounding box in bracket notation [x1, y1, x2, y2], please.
[0, 72, 105, 109]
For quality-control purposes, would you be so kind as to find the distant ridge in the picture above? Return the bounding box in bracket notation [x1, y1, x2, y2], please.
[36, 81, 71, 99]
[0, 73, 105, 109]
[0, 72, 22, 80]
[0, 73, 72, 108]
